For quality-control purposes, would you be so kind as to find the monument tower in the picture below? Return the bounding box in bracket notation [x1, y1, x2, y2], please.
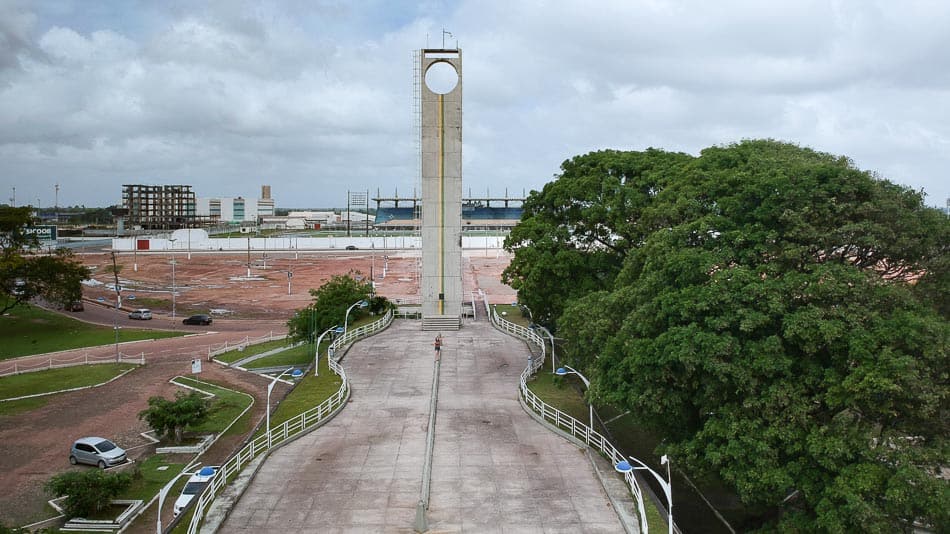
[419, 48, 463, 330]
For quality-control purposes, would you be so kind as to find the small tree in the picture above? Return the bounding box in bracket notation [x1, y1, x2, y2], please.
[45, 469, 133, 519]
[138, 391, 209, 444]
[287, 271, 379, 343]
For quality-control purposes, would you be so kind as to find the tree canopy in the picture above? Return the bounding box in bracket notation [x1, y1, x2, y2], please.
[44, 469, 133, 519]
[510, 140, 949, 531]
[287, 271, 383, 343]
[138, 391, 210, 444]
[1, 206, 89, 314]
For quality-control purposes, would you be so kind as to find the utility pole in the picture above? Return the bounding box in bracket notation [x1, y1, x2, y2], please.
[111, 252, 122, 362]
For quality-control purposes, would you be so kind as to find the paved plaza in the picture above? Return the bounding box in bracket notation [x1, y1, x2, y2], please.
[220, 320, 630, 532]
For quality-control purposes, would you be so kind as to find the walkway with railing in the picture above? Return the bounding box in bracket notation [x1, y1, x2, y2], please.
[216, 318, 627, 532]
[207, 331, 287, 359]
[186, 309, 394, 534]
[487, 298, 652, 533]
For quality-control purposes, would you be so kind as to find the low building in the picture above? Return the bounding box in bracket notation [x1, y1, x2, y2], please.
[197, 185, 276, 224]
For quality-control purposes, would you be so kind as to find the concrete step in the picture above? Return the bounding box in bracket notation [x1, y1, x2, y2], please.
[422, 315, 461, 331]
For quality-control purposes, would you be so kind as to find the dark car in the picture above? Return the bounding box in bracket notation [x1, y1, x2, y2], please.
[345, 245, 358, 250]
[183, 314, 213, 325]
[65, 300, 84, 312]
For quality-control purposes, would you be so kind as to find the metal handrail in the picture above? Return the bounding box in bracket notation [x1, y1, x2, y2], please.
[186, 310, 393, 533]
[0, 352, 145, 378]
[487, 299, 650, 533]
[208, 331, 288, 359]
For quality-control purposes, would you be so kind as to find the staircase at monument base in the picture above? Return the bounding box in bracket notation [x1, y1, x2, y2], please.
[422, 314, 461, 331]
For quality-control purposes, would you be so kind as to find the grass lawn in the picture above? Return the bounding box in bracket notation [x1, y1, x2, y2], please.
[171, 377, 254, 435]
[0, 363, 135, 401]
[254, 356, 343, 437]
[525, 366, 591, 423]
[242, 344, 313, 369]
[493, 304, 532, 327]
[0, 395, 48, 417]
[0, 304, 185, 360]
[124, 296, 170, 310]
[214, 338, 293, 364]
[120, 455, 187, 502]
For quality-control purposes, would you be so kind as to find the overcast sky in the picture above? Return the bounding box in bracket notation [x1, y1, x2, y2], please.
[1, 0, 948, 209]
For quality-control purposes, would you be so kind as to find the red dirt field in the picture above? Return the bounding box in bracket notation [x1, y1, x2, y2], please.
[79, 248, 515, 318]
[0, 247, 515, 528]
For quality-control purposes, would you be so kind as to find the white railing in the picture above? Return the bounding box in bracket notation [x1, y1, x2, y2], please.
[488, 300, 650, 533]
[327, 309, 394, 356]
[208, 331, 288, 359]
[0, 352, 145, 378]
[186, 309, 393, 534]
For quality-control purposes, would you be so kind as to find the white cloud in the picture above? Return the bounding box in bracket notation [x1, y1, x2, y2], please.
[0, 0, 948, 208]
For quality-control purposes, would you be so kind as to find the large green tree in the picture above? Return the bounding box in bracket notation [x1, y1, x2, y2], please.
[529, 140, 948, 531]
[1, 207, 89, 314]
[502, 148, 693, 327]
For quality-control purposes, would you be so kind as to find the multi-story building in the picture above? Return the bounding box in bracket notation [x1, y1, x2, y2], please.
[121, 184, 198, 230]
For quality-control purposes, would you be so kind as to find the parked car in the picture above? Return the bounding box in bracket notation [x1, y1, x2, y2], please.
[69, 437, 127, 468]
[345, 245, 358, 250]
[65, 300, 84, 312]
[173, 466, 218, 516]
[183, 314, 212, 325]
[128, 308, 152, 320]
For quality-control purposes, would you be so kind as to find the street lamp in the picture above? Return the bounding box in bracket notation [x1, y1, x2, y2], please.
[539, 325, 555, 373]
[343, 299, 369, 334]
[169, 238, 177, 319]
[555, 365, 593, 431]
[313, 325, 340, 377]
[615, 455, 673, 534]
[266, 367, 303, 448]
[156, 460, 200, 534]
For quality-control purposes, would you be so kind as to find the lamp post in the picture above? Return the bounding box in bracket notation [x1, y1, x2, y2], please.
[555, 365, 593, 431]
[313, 325, 340, 377]
[156, 460, 200, 534]
[169, 237, 177, 318]
[615, 455, 673, 534]
[539, 325, 555, 373]
[266, 367, 303, 448]
[344, 299, 369, 334]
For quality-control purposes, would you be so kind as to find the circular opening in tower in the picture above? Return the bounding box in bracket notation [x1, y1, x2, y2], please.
[424, 61, 459, 94]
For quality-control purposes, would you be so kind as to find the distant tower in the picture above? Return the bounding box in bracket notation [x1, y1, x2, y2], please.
[419, 48, 462, 330]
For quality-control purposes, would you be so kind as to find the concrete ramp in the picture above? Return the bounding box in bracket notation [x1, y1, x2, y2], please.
[219, 320, 629, 532]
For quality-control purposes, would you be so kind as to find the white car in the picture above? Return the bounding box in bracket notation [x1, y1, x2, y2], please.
[128, 308, 152, 320]
[173, 466, 217, 516]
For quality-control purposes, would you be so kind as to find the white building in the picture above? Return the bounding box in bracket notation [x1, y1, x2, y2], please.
[197, 186, 276, 224]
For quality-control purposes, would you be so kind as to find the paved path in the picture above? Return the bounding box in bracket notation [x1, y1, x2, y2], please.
[221, 320, 629, 532]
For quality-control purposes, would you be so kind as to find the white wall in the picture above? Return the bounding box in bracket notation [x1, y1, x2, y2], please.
[112, 235, 505, 251]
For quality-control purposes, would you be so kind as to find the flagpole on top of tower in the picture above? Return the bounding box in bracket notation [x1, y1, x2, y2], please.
[442, 29, 453, 49]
